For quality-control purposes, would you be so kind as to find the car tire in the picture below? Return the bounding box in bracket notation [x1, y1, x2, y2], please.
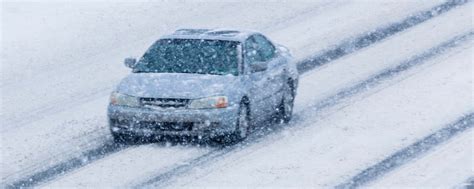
[212, 102, 250, 145]
[233, 103, 250, 141]
[276, 81, 295, 123]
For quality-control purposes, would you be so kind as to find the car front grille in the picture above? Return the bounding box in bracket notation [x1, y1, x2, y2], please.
[140, 98, 190, 108]
[113, 119, 193, 131]
[136, 121, 194, 131]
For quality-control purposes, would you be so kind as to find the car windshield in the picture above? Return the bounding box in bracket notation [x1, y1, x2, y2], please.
[134, 39, 239, 75]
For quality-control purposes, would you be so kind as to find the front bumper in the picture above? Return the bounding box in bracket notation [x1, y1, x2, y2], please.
[107, 104, 238, 137]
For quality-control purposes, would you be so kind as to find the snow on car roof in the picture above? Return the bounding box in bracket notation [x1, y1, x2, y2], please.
[160, 28, 259, 42]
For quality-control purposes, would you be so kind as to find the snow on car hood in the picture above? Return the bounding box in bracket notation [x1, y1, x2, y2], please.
[116, 73, 238, 99]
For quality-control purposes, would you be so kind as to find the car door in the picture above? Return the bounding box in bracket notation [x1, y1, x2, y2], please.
[252, 34, 286, 113]
[244, 35, 284, 122]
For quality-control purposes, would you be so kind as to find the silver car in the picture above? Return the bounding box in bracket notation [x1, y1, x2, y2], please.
[108, 29, 298, 143]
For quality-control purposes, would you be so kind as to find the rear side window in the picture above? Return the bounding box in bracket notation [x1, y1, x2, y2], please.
[244, 36, 262, 64]
[244, 34, 276, 64]
[253, 34, 276, 61]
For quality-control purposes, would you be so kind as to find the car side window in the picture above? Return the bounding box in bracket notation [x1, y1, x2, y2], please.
[253, 34, 276, 61]
[244, 36, 263, 64]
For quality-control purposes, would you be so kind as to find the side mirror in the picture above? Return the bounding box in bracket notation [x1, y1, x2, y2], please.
[124, 57, 137, 68]
[249, 61, 268, 73]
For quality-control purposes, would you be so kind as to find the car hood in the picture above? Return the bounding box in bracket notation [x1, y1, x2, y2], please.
[116, 73, 239, 99]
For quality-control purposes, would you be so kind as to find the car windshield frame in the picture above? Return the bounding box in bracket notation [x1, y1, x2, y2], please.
[133, 38, 241, 76]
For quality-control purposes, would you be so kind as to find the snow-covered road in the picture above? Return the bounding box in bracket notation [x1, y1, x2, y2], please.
[44, 34, 473, 188]
[370, 127, 473, 188]
[1, 0, 472, 188]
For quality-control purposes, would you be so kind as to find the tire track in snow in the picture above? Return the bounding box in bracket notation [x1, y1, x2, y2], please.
[4, 142, 126, 189]
[4, 1, 470, 188]
[135, 27, 474, 189]
[297, 0, 470, 74]
[305, 31, 472, 114]
[335, 113, 474, 189]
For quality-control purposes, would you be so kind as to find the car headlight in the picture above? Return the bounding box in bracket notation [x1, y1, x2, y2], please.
[188, 96, 228, 109]
[110, 92, 140, 107]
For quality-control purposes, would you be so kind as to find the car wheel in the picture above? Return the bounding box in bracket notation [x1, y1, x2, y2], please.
[210, 102, 250, 145]
[277, 81, 295, 123]
[234, 103, 250, 140]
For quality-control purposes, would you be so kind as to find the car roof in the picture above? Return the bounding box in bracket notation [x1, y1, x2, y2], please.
[160, 28, 260, 42]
